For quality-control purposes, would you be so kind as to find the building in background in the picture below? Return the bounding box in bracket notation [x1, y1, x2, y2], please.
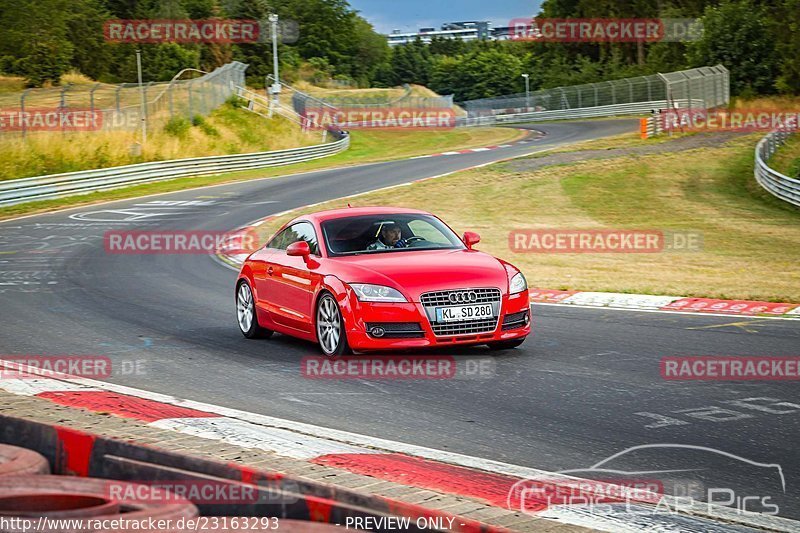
[387, 20, 514, 46]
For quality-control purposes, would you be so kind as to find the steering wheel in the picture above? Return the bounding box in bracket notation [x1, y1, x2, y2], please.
[406, 236, 426, 243]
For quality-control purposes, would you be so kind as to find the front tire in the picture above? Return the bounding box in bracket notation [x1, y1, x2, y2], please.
[237, 280, 273, 339]
[316, 292, 351, 357]
[487, 338, 526, 351]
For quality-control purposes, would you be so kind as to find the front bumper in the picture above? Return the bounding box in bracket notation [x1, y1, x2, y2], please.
[344, 289, 531, 350]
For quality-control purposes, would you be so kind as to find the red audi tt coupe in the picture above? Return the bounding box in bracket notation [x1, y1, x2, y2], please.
[236, 207, 530, 355]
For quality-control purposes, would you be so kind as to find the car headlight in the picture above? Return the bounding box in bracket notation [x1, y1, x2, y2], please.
[350, 283, 408, 302]
[509, 271, 528, 294]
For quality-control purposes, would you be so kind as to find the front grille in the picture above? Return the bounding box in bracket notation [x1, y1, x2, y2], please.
[421, 287, 501, 307]
[502, 310, 529, 330]
[365, 322, 425, 338]
[420, 288, 501, 336]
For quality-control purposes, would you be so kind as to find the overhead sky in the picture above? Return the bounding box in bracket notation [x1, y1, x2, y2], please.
[347, 0, 544, 35]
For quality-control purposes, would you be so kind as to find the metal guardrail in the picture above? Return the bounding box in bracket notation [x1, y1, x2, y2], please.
[755, 130, 800, 208]
[457, 100, 706, 126]
[0, 134, 350, 207]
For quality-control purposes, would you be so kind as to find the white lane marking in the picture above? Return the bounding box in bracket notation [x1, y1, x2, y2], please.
[0, 378, 100, 396]
[499, 144, 513, 148]
[470, 147, 491, 152]
[532, 301, 800, 320]
[151, 417, 378, 460]
[440, 151, 461, 155]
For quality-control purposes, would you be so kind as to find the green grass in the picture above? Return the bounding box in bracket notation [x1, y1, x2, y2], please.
[768, 133, 800, 178]
[0, 126, 525, 220]
[254, 133, 800, 302]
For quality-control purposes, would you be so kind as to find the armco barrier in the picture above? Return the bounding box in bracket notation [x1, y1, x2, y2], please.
[755, 130, 800, 208]
[0, 414, 503, 533]
[0, 133, 350, 207]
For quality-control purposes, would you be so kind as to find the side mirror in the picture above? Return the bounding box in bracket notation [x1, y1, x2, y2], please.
[286, 241, 311, 258]
[463, 231, 480, 249]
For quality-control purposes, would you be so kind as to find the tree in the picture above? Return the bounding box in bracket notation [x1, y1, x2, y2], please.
[774, 0, 800, 94]
[0, 0, 74, 86]
[390, 40, 432, 85]
[687, 0, 779, 95]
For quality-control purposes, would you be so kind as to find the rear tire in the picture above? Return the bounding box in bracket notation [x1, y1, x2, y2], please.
[316, 292, 352, 357]
[237, 279, 273, 339]
[487, 338, 526, 351]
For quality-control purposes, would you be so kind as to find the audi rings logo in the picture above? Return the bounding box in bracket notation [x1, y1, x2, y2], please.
[449, 291, 478, 304]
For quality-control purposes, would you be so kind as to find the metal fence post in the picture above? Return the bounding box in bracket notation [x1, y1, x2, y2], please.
[20, 89, 29, 139]
[168, 83, 174, 118]
[89, 83, 99, 119]
[188, 80, 193, 120]
[59, 84, 71, 134]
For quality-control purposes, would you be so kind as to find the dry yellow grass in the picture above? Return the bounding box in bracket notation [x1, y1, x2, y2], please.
[255, 134, 800, 302]
[730, 96, 800, 112]
[0, 103, 319, 180]
[0, 76, 25, 94]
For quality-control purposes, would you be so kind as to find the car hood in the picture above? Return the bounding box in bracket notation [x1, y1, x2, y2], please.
[330, 249, 509, 301]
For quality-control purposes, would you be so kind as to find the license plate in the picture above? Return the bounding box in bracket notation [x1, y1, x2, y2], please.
[436, 304, 494, 322]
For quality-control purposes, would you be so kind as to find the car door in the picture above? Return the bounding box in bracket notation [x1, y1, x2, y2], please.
[265, 222, 322, 333]
[250, 229, 287, 324]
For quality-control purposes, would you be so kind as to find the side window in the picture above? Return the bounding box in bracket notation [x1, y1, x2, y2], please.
[267, 228, 291, 250]
[269, 222, 319, 254]
[291, 222, 320, 255]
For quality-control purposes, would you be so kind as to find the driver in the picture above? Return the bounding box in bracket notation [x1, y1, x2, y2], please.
[367, 222, 407, 250]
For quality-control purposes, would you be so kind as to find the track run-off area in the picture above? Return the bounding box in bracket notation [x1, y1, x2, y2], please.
[1, 119, 798, 531]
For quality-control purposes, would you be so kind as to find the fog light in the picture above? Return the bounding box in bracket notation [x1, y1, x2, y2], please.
[524, 312, 530, 324]
[370, 326, 385, 337]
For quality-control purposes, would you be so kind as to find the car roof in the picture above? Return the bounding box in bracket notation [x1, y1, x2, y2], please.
[293, 206, 432, 224]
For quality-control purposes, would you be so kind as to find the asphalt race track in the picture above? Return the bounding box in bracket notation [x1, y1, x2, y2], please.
[2, 119, 799, 520]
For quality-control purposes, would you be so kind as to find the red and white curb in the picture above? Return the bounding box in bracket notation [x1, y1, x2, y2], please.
[530, 288, 800, 319]
[1, 360, 797, 533]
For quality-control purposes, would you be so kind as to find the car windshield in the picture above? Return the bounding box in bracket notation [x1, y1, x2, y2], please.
[321, 214, 465, 256]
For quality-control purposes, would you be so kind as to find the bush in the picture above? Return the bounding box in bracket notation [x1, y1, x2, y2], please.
[163, 117, 191, 138]
[225, 95, 247, 109]
[192, 114, 219, 137]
